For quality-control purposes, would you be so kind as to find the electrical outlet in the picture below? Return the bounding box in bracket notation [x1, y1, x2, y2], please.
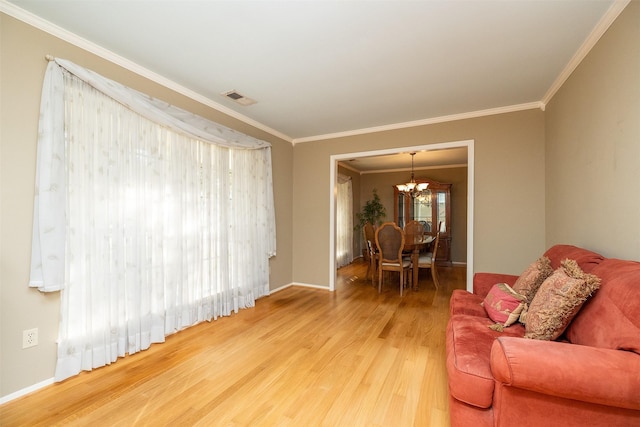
[23, 328, 38, 349]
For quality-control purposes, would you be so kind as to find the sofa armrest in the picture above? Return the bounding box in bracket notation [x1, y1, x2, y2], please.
[473, 273, 518, 298]
[491, 337, 640, 410]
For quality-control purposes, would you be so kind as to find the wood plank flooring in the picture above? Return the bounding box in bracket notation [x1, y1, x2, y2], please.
[0, 259, 466, 427]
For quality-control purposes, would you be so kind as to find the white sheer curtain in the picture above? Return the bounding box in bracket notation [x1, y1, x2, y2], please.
[336, 174, 353, 268]
[30, 58, 276, 382]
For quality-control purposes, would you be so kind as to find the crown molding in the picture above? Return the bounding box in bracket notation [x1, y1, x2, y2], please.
[293, 102, 543, 144]
[361, 164, 468, 175]
[0, 0, 294, 144]
[336, 161, 468, 175]
[542, 0, 631, 105]
[336, 161, 361, 174]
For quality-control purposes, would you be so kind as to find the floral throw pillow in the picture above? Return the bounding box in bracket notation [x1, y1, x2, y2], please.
[512, 256, 553, 303]
[524, 259, 601, 340]
[483, 283, 527, 328]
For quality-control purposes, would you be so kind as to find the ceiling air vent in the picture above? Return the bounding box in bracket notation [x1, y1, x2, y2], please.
[221, 90, 257, 106]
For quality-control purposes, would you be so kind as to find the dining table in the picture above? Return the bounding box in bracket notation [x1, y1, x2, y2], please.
[403, 234, 435, 290]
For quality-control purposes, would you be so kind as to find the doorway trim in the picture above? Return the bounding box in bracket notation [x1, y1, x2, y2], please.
[329, 139, 474, 292]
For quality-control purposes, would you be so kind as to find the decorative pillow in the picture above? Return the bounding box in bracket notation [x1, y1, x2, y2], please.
[482, 283, 527, 327]
[524, 259, 601, 340]
[512, 256, 553, 303]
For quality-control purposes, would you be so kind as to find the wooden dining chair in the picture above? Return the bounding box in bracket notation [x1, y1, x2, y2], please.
[365, 240, 379, 286]
[375, 222, 412, 296]
[416, 231, 441, 289]
[404, 220, 425, 251]
[363, 222, 378, 285]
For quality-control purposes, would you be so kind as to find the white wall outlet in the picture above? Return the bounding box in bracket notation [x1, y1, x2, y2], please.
[22, 328, 38, 349]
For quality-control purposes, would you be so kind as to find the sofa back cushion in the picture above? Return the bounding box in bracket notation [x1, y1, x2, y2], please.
[543, 245, 604, 273]
[566, 258, 640, 355]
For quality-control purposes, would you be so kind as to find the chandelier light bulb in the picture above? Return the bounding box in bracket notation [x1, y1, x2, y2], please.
[396, 152, 430, 199]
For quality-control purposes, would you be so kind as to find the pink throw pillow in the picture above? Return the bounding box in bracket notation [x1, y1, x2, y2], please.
[483, 283, 527, 327]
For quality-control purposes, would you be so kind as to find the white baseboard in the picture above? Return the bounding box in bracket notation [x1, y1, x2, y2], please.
[291, 282, 332, 291]
[0, 377, 55, 405]
[269, 282, 331, 295]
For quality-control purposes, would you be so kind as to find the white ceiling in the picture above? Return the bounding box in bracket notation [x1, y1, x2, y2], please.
[5, 0, 623, 150]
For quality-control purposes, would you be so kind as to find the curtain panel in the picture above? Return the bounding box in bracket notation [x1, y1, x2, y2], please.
[336, 174, 353, 268]
[30, 58, 276, 381]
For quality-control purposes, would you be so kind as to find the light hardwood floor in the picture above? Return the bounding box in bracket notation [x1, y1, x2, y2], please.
[0, 259, 466, 426]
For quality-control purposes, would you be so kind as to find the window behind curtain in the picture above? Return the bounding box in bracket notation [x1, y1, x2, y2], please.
[30, 58, 276, 381]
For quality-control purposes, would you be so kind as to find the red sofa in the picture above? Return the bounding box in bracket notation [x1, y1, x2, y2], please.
[446, 245, 640, 426]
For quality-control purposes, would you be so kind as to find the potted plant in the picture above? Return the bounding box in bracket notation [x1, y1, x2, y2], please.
[355, 188, 386, 230]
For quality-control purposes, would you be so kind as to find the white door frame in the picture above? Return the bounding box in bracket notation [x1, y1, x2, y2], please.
[329, 139, 474, 292]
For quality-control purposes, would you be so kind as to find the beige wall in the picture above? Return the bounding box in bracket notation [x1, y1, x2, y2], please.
[545, 1, 640, 260]
[0, 14, 293, 397]
[292, 109, 547, 288]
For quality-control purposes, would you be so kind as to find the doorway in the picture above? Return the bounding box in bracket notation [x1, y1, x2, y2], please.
[329, 140, 474, 292]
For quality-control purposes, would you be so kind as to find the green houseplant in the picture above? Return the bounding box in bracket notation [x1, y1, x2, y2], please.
[355, 188, 386, 230]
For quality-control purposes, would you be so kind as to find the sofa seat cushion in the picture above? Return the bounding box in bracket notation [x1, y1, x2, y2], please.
[567, 258, 640, 354]
[446, 314, 525, 408]
[450, 290, 486, 317]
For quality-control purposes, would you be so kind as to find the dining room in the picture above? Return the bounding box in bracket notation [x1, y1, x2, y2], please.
[333, 143, 470, 293]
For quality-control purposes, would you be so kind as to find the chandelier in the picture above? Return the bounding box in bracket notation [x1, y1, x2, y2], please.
[396, 152, 431, 200]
